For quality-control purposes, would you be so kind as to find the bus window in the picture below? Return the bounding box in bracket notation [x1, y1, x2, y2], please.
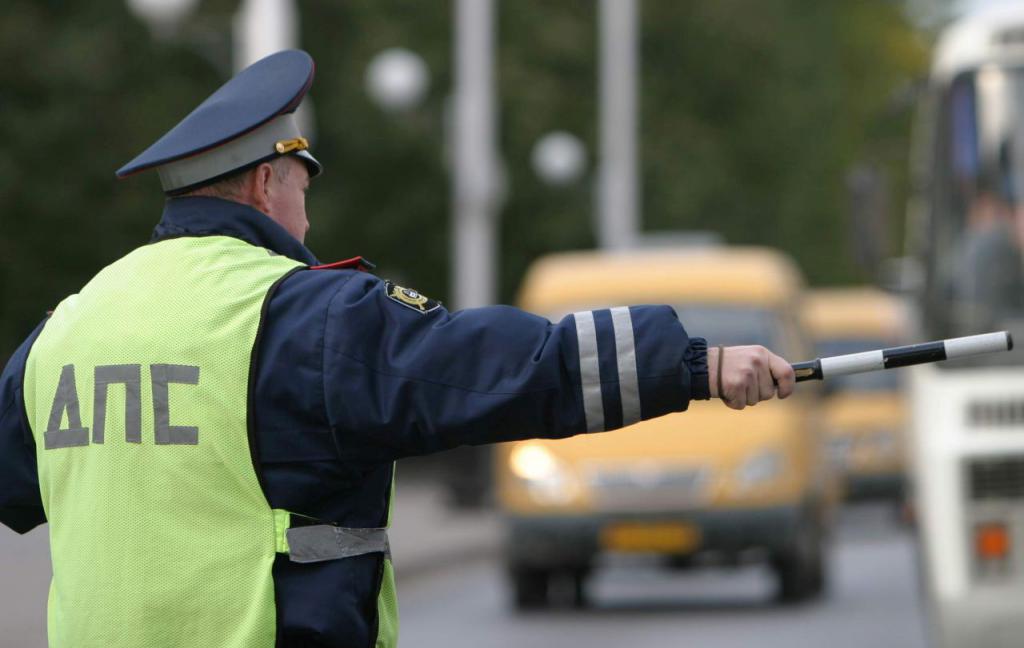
[926, 67, 1024, 364]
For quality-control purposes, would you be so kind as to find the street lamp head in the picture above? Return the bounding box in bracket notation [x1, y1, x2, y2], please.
[126, 0, 200, 38]
[365, 48, 431, 113]
[531, 131, 587, 186]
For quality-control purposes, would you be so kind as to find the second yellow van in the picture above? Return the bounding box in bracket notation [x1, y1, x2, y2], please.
[802, 287, 909, 502]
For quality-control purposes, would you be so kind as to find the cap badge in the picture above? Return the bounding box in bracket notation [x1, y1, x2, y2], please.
[275, 137, 310, 154]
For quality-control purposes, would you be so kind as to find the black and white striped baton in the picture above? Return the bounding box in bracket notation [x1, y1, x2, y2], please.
[782, 331, 1014, 384]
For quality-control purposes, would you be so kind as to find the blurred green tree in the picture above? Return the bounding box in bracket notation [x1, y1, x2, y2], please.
[638, 1, 927, 285]
[0, 0, 925, 354]
[0, 0, 227, 351]
[301, 0, 925, 302]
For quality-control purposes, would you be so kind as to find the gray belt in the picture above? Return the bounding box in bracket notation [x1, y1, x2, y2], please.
[286, 525, 391, 564]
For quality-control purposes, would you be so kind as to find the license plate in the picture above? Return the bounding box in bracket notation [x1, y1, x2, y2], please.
[600, 521, 701, 554]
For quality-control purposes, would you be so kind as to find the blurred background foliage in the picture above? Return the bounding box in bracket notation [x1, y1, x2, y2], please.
[0, 0, 927, 354]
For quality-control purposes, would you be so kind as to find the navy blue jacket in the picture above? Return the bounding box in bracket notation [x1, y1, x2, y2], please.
[0, 196, 709, 647]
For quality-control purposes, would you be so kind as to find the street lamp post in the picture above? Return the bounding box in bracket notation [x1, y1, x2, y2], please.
[233, 0, 298, 70]
[597, 0, 639, 250]
[452, 0, 499, 310]
[233, 0, 316, 142]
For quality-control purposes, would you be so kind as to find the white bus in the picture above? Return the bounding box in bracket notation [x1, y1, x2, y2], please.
[907, 6, 1024, 647]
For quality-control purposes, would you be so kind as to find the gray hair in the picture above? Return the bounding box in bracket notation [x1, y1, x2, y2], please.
[184, 156, 292, 202]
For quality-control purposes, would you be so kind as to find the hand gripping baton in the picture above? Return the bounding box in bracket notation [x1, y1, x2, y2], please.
[780, 331, 1014, 384]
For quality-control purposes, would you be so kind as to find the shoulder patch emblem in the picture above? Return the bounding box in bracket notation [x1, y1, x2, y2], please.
[385, 281, 440, 314]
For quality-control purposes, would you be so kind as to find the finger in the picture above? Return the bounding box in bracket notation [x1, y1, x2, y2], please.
[768, 352, 796, 399]
[745, 371, 759, 407]
[756, 350, 775, 402]
[722, 378, 744, 410]
[726, 393, 744, 410]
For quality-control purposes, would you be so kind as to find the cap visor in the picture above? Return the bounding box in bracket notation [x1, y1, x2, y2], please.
[295, 150, 322, 178]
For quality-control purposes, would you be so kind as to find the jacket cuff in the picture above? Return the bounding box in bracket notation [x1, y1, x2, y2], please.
[684, 337, 710, 400]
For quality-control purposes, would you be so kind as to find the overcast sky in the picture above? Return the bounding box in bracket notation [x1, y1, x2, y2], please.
[958, 0, 1021, 15]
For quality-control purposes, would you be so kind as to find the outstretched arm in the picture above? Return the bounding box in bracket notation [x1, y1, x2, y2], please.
[321, 273, 710, 465]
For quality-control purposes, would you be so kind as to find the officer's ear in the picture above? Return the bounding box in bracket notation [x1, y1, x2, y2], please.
[250, 162, 276, 215]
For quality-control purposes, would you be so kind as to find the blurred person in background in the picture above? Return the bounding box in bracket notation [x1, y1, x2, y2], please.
[954, 153, 1024, 333]
[0, 50, 795, 648]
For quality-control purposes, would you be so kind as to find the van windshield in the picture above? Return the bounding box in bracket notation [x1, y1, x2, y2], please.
[544, 304, 784, 354]
[672, 304, 782, 352]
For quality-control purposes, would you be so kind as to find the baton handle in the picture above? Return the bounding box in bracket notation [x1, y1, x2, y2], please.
[791, 359, 823, 383]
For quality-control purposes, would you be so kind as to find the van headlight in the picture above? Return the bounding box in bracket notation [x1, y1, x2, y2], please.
[736, 449, 784, 488]
[509, 443, 578, 505]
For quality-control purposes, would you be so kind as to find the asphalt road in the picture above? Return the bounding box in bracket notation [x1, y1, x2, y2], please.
[0, 525, 49, 648]
[0, 503, 930, 647]
[397, 504, 931, 648]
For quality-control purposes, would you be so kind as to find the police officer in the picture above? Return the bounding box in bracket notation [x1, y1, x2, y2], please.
[0, 51, 795, 648]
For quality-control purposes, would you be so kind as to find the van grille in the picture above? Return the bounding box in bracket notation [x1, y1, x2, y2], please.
[969, 457, 1024, 500]
[966, 399, 1024, 427]
[586, 465, 710, 510]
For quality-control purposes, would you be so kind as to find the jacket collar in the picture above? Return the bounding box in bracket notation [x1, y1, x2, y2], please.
[151, 196, 319, 265]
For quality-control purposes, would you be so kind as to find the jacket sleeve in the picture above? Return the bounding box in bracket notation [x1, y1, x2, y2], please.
[0, 320, 48, 534]
[322, 273, 709, 464]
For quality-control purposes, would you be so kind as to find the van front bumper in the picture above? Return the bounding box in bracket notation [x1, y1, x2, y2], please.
[844, 472, 904, 501]
[504, 506, 803, 569]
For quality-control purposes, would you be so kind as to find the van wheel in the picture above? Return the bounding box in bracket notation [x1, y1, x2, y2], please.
[773, 515, 826, 603]
[552, 568, 589, 608]
[511, 567, 551, 610]
[571, 569, 589, 608]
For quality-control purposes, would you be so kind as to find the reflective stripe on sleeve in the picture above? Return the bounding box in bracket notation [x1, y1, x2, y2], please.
[574, 310, 605, 432]
[609, 307, 641, 426]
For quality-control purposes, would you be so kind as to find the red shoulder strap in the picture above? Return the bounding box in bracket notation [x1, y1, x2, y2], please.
[309, 256, 375, 272]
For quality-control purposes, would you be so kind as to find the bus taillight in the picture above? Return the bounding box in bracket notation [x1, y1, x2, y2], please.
[975, 522, 1011, 561]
